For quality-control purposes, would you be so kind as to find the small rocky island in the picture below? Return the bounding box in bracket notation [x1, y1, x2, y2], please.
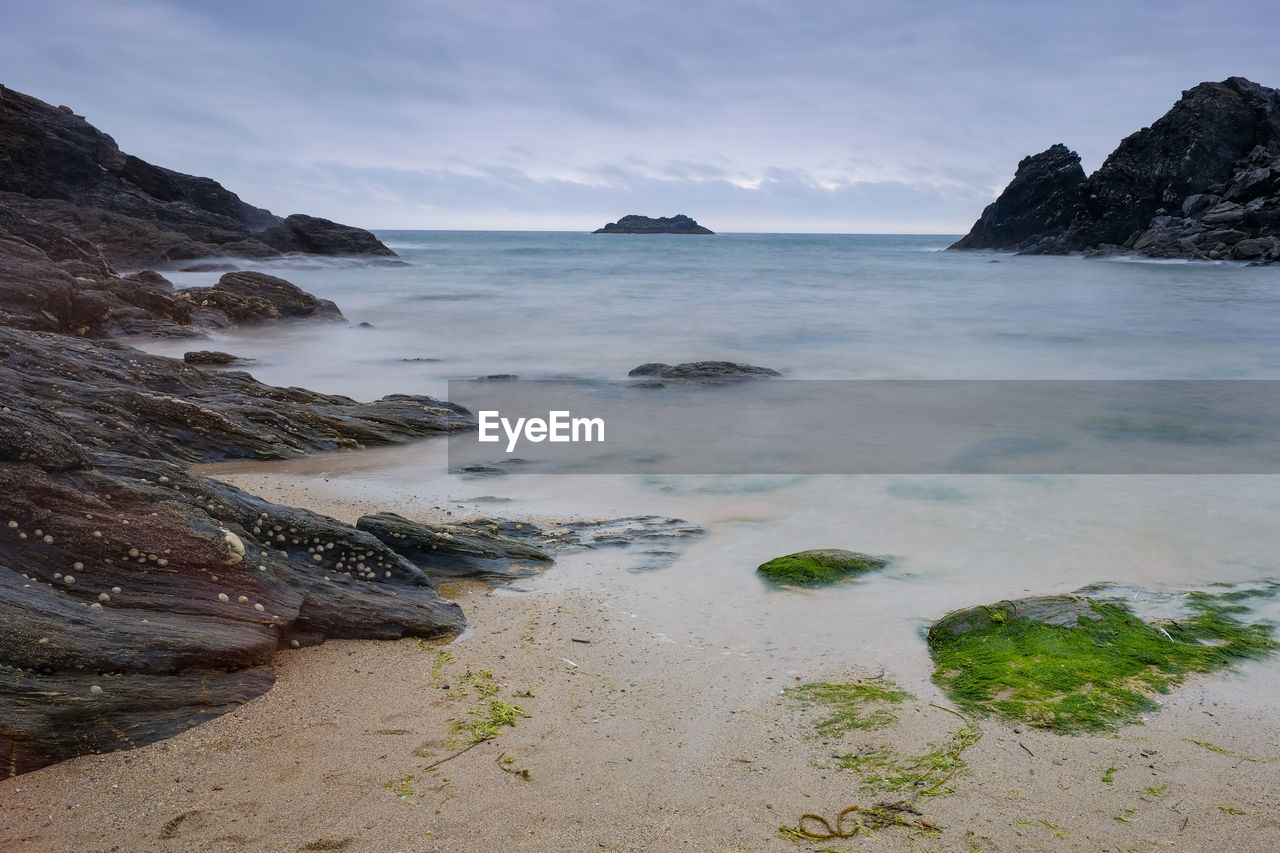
[593, 214, 714, 234]
[951, 76, 1280, 263]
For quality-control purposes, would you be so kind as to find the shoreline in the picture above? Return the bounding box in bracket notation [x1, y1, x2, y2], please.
[4, 473, 1278, 852]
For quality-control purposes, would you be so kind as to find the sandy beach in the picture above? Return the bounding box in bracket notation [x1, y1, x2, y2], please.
[3, 474, 1278, 853]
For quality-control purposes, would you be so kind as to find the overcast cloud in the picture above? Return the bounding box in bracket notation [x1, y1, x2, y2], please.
[2, 0, 1278, 232]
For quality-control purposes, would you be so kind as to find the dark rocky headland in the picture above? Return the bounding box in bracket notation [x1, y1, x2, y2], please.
[0, 85, 518, 776]
[593, 214, 714, 234]
[951, 77, 1280, 263]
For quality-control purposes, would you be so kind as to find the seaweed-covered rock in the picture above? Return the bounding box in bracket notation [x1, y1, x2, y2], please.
[928, 587, 1277, 731]
[757, 549, 889, 586]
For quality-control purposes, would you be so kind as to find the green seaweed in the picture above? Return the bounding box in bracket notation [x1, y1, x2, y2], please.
[785, 681, 912, 736]
[430, 649, 454, 682]
[928, 594, 1277, 732]
[383, 774, 414, 798]
[758, 549, 889, 586]
[1184, 738, 1279, 763]
[1013, 818, 1069, 839]
[452, 699, 531, 744]
[836, 721, 982, 794]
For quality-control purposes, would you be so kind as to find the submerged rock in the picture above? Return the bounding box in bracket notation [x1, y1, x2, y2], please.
[362, 513, 707, 579]
[627, 361, 781, 381]
[757, 549, 890, 586]
[593, 214, 714, 234]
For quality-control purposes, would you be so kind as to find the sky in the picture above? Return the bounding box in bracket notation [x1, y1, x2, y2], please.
[2, 0, 1278, 233]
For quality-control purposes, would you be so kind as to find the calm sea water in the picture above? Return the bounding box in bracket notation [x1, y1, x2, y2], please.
[150, 232, 1280, 709]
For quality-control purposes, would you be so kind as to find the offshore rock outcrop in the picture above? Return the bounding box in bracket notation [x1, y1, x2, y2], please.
[951, 77, 1280, 262]
[594, 214, 715, 234]
[0, 84, 394, 265]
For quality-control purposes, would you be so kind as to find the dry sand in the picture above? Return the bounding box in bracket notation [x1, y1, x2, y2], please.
[3, 481, 1279, 853]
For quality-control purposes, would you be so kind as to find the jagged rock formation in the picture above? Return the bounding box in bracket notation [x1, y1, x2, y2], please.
[949, 144, 1086, 251]
[951, 77, 1280, 262]
[593, 214, 715, 234]
[0, 84, 394, 265]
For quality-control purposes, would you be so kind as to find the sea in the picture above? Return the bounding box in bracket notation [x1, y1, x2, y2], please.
[136, 232, 1280, 711]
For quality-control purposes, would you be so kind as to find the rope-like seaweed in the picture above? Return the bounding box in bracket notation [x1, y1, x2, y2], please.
[779, 704, 980, 841]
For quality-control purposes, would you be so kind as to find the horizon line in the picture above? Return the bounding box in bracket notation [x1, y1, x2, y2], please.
[367, 228, 966, 237]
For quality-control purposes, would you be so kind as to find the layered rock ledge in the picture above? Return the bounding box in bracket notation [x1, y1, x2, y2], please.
[951, 77, 1280, 262]
[0, 84, 481, 776]
[0, 84, 394, 265]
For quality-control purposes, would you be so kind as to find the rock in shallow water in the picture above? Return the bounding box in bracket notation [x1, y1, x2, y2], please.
[360, 513, 707, 580]
[756, 549, 890, 586]
[627, 361, 781, 381]
[182, 350, 241, 365]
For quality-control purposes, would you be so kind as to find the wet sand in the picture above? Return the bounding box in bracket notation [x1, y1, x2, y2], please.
[3, 480, 1279, 853]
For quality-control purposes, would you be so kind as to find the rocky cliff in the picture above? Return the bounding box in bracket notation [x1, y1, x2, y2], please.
[0, 87, 476, 776]
[593, 214, 715, 234]
[951, 77, 1280, 262]
[0, 84, 394, 265]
